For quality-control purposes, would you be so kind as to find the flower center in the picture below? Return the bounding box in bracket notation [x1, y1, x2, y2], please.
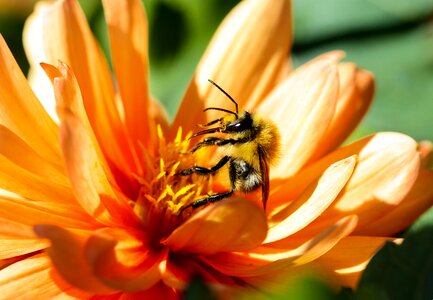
[132, 126, 214, 238]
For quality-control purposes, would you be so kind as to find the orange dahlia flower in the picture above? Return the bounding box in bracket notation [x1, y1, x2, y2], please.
[0, 0, 432, 298]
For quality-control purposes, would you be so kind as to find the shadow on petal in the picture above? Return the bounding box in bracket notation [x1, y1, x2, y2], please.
[163, 198, 267, 255]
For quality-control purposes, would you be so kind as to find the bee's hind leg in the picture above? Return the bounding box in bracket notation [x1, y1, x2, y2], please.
[178, 190, 234, 215]
[177, 155, 231, 176]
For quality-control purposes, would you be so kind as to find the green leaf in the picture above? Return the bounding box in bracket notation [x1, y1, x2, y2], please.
[357, 205, 433, 300]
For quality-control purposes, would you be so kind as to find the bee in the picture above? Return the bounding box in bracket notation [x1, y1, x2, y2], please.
[178, 79, 280, 213]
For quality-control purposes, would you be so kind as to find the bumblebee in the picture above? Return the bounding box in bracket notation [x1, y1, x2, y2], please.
[178, 79, 280, 212]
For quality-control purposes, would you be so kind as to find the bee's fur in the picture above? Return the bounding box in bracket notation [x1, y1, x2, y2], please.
[178, 80, 280, 214]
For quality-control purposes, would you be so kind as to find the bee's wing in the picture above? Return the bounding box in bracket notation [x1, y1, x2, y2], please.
[258, 147, 269, 211]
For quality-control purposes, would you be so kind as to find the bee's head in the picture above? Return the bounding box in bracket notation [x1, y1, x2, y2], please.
[222, 111, 253, 133]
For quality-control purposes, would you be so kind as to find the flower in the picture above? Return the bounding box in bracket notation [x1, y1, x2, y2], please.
[0, 0, 432, 298]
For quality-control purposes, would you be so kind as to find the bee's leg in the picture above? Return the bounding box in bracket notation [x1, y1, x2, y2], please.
[191, 137, 223, 152]
[191, 137, 244, 152]
[177, 155, 231, 176]
[179, 190, 234, 214]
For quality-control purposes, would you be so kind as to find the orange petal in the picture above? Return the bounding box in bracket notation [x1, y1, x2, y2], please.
[0, 123, 75, 204]
[0, 125, 68, 187]
[160, 254, 238, 291]
[53, 62, 139, 227]
[102, 0, 156, 150]
[0, 195, 98, 230]
[200, 215, 357, 277]
[308, 63, 375, 161]
[258, 54, 340, 178]
[85, 228, 163, 292]
[27, 65, 59, 123]
[0, 216, 48, 260]
[171, 0, 292, 135]
[149, 98, 170, 133]
[357, 169, 433, 235]
[0, 254, 92, 299]
[332, 133, 419, 230]
[269, 132, 420, 221]
[0, 238, 48, 261]
[163, 198, 267, 255]
[24, 0, 140, 187]
[34, 225, 115, 294]
[0, 155, 77, 206]
[315, 236, 395, 288]
[419, 140, 433, 167]
[265, 156, 356, 243]
[0, 35, 60, 163]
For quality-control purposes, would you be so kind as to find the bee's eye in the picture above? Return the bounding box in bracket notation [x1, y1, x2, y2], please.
[226, 117, 252, 132]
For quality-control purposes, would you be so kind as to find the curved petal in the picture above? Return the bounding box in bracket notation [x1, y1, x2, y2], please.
[149, 98, 170, 133]
[27, 65, 59, 123]
[24, 0, 140, 190]
[160, 254, 238, 291]
[200, 215, 357, 277]
[315, 236, 396, 288]
[269, 132, 420, 226]
[265, 156, 356, 243]
[0, 155, 76, 205]
[419, 140, 432, 167]
[332, 133, 419, 230]
[0, 35, 60, 163]
[0, 195, 98, 230]
[34, 225, 115, 294]
[0, 216, 48, 260]
[0, 239, 48, 261]
[85, 228, 163, 292]
[163, 198, 267, 255]
[0, 125, 68, 187]
[0, 254, 92, 299]
[172, 0, 292, 135]
[102, 0, 156, 150]
[52, 62, 139, 227]
[357, 169, 433, 236]
[258, 54, 340, 179]
[308, 63, 375, 161]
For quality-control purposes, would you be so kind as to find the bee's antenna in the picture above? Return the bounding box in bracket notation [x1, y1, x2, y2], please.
[208, 79, 239, 115]
[203, 107, 238, 118]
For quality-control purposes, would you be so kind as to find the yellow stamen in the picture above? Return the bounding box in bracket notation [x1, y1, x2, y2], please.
[133, 126, 215, 226]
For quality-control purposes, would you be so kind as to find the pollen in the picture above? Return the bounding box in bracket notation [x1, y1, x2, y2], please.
[133, 126, 213, 234]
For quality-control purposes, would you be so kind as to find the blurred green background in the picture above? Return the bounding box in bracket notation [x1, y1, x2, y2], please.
[1, 0, 432, 143]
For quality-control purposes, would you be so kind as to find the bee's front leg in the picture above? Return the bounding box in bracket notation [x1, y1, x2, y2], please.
[191, 137, 239, 152]
[177, 155, 231, 176]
